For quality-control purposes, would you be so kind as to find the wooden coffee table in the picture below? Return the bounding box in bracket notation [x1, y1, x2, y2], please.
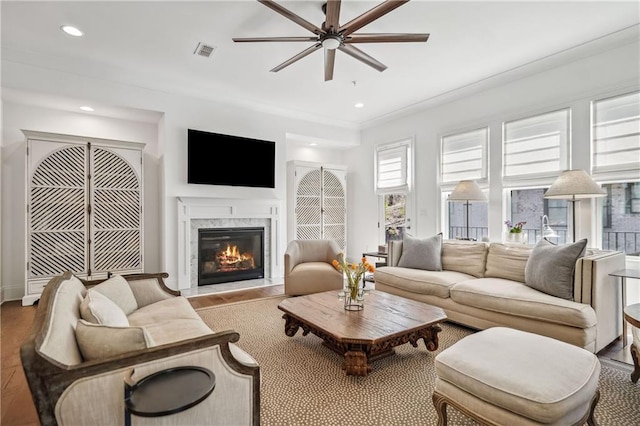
[277, 290, 447, 376]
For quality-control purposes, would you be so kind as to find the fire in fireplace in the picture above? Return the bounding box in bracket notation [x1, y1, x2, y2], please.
[198, 227, 264, 285]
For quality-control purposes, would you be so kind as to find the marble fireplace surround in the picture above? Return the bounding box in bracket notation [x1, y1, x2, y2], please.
[177, 197, 283, 289]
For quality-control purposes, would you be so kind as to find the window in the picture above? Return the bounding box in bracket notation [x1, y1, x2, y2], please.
[440, 127, 488, 184]
[376, 139, 413, 245]
[375, 139, 411, 194]
[508, 188, 568, 244]
[593, 91, 640, 256]
[601, 182, 640, 255]
[592, 91, 640, 180]
[384, 194, 408, 244]
[503, 109, 570, 181]
[447, 198, 488, 241]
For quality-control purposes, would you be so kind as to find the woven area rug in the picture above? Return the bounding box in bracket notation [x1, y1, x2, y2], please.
[197, 296, 640, 425]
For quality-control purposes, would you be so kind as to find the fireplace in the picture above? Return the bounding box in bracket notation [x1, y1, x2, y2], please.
[198, 227, 264, 285]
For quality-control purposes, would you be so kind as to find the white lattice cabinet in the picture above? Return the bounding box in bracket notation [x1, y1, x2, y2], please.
[23, 131, 144, 305]
[286, 161, 347, 250]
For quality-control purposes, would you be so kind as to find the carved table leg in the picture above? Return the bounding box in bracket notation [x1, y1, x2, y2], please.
[282, 314, 301, 337]
[343, 351, 372, 376]
[410, 324, 443, 352]
[630, 344, 640, 384]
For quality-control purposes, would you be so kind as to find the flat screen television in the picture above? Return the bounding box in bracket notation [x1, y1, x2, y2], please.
[188, 129, 276, 188]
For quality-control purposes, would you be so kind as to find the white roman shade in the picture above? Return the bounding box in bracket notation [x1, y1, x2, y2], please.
[503, 109, 570, 182]
[592, 91, 640, 179]
[441, 127, 488, 185]
[375, 140, 411, 194]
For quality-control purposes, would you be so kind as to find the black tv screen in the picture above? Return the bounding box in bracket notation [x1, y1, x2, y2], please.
[188, 129, 275, 188]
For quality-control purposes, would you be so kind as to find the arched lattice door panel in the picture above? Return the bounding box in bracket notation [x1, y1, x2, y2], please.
[321, 169, 346, 249]
[26, 134, 144, 300]
[90, 146, 142, 274]
[291, 163, 347, 250]
[29, 144, 87, 278]
[295, 167, 322, 240]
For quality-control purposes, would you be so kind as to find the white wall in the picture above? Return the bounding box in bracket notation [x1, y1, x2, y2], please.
[1, 60, 356, 297]
[350, 39, 640, 300]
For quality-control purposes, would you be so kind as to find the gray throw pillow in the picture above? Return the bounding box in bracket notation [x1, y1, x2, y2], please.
[524, 238, 587, 301]
[397, 233, 443, 271]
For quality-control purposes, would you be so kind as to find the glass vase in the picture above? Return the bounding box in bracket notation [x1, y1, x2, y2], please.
[342, 279, 365, 311]
[504, 231, 527, 244]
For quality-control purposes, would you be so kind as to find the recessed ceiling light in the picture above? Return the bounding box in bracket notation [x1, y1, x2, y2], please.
[309, 143, 318, 146]
[354, 102, 364, 108]
[79, 106, 94, 112]
[61, 25, 83, 37]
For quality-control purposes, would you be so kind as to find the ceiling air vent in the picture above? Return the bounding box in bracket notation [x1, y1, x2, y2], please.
[193, 42, 216, 58]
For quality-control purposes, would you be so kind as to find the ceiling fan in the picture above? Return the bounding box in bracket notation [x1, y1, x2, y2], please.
[233, 0, 429, 81]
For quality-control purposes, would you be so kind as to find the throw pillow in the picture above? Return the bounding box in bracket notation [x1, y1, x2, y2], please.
[89, 274, 138, 315]
[484, 243, 532, 283]
[80, 291, 129, 327]
[397, 233, 443, 271]
[442, 240, 488, 278]
[524, 238, 588, 301]
[75, 319, 155, 361]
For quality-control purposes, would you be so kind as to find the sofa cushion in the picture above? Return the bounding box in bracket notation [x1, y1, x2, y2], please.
[397, 233, 443, 271]
[525, 238, 587, 301]
[484, 243, 532, 283]
[442, 240, 488, 278]
[89, 274, 138, 315]
[450, 278, 596, 328]
[75, 319, 154, 361]
[80, 290, 129, 327]
[374, 266, 475, 299]
[127, 297, 214, 345]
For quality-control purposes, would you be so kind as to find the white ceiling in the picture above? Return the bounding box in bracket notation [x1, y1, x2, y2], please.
[2, 1, 639, 127]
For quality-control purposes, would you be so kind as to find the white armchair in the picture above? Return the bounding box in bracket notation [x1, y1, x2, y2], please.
[284, 239, 344, 296]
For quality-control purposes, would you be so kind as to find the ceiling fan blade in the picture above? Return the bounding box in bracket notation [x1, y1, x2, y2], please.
[338, 44, 387, 72]
[271, 43, 322, 73]
[324, 0, 341, 32]
[258, 0, 323, 35]
[324, 48, 336, 81]
[233, 36, 318, 43]
[345, 33, 429, 43]
[339, 0, 409, 36]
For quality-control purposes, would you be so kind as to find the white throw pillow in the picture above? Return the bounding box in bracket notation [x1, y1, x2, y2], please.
[80, 290, 129, 327]
[89, 275, 138, 315]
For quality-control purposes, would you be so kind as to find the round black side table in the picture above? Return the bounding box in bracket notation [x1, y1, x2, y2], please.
[124, 366, 215, 426]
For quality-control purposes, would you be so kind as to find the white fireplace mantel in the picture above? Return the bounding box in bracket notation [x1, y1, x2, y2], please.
[176, 197, 283, 289]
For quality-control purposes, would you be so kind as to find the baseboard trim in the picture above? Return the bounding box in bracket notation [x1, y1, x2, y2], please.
[1, 285, 26, 304]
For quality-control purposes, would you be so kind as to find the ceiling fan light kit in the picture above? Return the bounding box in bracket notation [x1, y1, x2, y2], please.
[233, 0, 429, 81]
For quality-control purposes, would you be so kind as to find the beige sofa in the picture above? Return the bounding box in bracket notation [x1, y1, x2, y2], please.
[374, 240, 625, 353]
[21, 271, 260, 426]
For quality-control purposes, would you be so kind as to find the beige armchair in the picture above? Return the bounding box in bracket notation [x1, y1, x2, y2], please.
[284, 239, 344, 296]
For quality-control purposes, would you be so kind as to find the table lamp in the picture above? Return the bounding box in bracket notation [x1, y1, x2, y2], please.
[544, 170, 606, 242]
[448, 180, 487, 240]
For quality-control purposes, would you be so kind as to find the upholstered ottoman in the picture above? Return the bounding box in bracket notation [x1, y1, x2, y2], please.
[433, 327, 600, 425]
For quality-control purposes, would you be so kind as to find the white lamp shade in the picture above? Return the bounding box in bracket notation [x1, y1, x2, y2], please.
[544, 170, 606, 199]
[448, 180, 487, 201]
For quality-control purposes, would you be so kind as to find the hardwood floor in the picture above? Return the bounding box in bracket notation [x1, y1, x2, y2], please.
[0, 284, 284, 426]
